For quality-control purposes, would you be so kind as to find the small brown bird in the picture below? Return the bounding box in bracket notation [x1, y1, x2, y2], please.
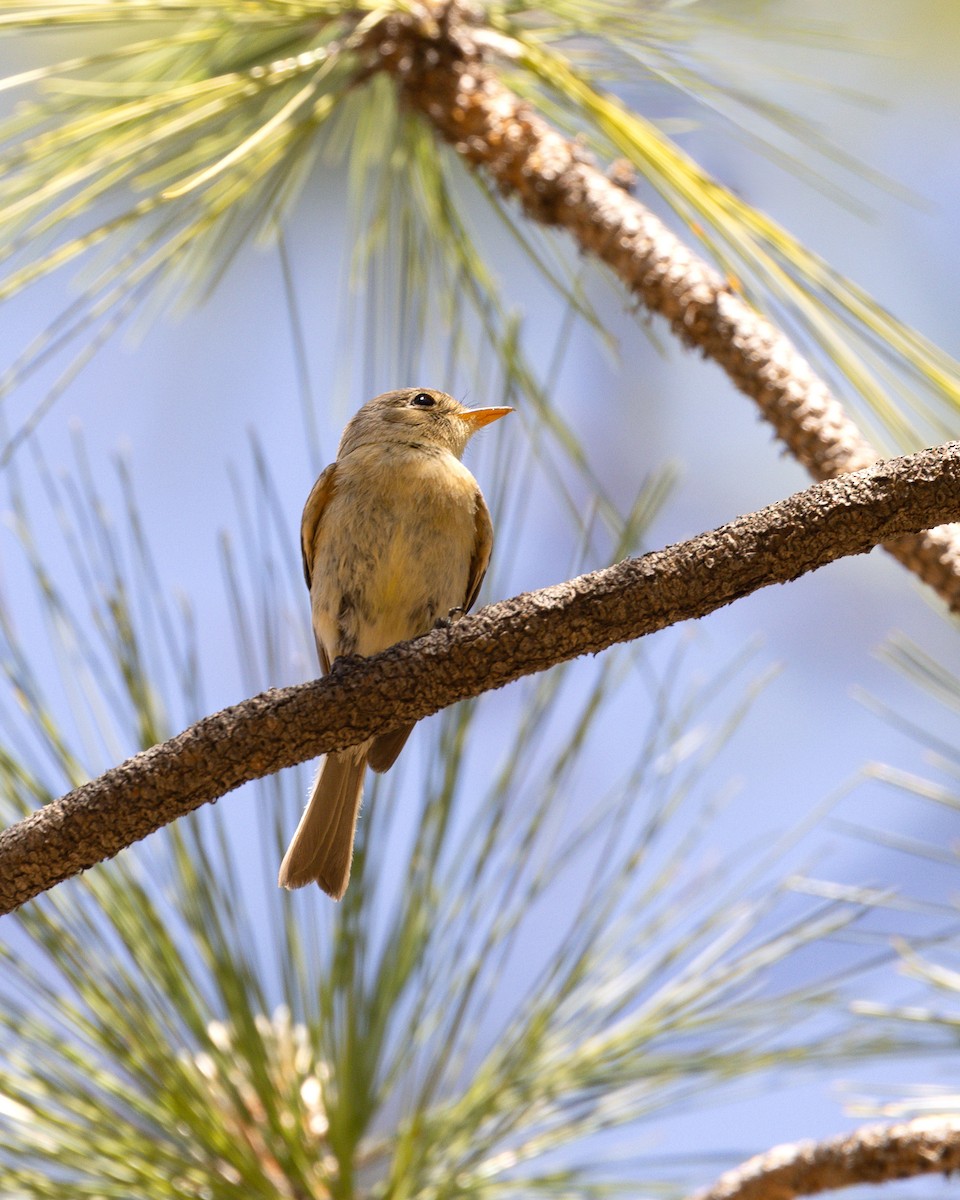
[279, 387, 511, 899]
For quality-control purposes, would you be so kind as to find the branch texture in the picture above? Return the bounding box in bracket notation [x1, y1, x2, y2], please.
[689, 1118, 960, 1200]
[373, 6, 960, 609]
[2, 443, 959, 914]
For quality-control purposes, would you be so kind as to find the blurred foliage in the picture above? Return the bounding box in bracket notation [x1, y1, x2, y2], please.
[808, 637, 960, 1123]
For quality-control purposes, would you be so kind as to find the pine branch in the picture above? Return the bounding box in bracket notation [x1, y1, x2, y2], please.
[372, 4, 960, 610]
[2, 442, 959, 914]
[689, 1118, 960, 1200]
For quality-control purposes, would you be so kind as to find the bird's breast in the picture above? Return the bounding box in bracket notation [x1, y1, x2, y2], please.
[311, 445, 482, 660]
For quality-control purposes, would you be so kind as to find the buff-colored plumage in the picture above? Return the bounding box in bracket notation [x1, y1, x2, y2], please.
[279, 388, 510, 899]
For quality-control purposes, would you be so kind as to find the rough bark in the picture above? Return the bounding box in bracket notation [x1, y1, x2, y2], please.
[2, 442, 960, 915]
[689, 1118, 960, 1200]
[370, 5, 960, 610]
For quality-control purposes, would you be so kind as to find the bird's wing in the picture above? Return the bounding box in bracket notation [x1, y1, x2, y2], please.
[300, 461, 338, 674]
[464, 487, 494, 613]
[300, 462, 338, 589]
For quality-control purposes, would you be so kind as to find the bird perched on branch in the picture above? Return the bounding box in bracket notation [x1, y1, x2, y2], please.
[279, 387, 511, 899]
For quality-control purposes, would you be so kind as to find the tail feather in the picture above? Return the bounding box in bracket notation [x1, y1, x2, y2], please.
[367, 722, 415, 773]
[278, 749, 366, 899]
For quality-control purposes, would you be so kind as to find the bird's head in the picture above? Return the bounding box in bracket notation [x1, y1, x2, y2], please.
[338, 388, 512, 459]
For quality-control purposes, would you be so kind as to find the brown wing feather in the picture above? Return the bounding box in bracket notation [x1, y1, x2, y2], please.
[463, 487, 494, 613]
[301, 461, 338, 674]
[300, 462, 338, 588]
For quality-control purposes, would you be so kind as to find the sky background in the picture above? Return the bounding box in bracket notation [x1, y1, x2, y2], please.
[2, 0, 960, 1184]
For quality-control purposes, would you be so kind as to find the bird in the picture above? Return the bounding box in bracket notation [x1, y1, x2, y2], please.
[279, 387, 511, 899]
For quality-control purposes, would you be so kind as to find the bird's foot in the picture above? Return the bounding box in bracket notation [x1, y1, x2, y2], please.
[330, 652, 363, 674]
[434, 606, 465, 630]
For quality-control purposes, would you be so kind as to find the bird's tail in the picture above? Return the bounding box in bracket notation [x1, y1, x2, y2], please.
[278, 748, 367, 898]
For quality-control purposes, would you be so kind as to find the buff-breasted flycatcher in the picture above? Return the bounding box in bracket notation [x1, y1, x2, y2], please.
[278, 387, 511, 899]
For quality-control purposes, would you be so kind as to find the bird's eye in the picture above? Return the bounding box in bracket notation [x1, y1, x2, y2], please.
[410, 392, 435, 408]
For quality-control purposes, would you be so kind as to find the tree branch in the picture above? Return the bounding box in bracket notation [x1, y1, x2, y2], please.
[2, 443, 959, 914]
[688, 1118, 960, 1200]
[373, 5, 960, 610]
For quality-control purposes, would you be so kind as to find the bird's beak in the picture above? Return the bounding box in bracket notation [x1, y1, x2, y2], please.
[456, 406, 513, 429]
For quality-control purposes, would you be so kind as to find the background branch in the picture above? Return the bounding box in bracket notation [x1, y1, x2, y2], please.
[689, 1118, 960, 1200]
[375, 5, 960, 609]
[2, 441, 959, 915]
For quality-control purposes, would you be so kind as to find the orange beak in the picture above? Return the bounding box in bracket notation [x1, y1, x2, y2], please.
[456, 406, 513, 430]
